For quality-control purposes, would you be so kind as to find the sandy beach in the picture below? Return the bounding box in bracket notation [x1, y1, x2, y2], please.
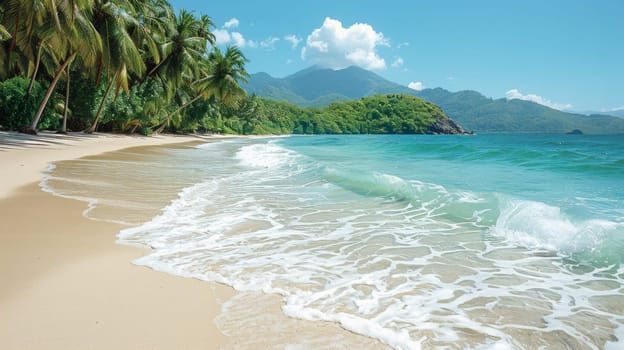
[0, 131, 234, 349]
[0, 131, 390, 350]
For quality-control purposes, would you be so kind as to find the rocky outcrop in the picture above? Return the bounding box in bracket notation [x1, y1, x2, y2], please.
[426, 117, 470, 134]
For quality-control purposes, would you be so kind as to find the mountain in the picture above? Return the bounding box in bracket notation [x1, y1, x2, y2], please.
[244, 66, 624, 134]
[415, 88, 624, 134]
[575, 109, 624, 119]
[245, 65, 413, 107]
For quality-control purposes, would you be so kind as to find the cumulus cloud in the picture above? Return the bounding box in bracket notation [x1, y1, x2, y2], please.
[284, 34, 301, 49]
[214, 29, 231, 45]
[230, 32, 246, 47]
[391, 57, 404, 68]
[301, 17, 387, 70]
[505, 89, 572, 110]
[223, 18, 239, 29]
[408, 82, 424, 91]
[215, 19, 255, 48]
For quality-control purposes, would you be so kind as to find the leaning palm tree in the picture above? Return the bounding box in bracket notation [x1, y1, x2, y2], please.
[29, 0, 102, 132]
[23, 15, 64, 94]
[196, 46, 249, 106]
[1, 0, 74, 78]
[148, 9, 210, 92]
[84, 0, 146, 133]
[153, 46, 249, 133]
[125, 0, 172, 73]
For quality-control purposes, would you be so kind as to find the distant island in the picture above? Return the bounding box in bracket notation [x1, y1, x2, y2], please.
[244, 66, 624, 135]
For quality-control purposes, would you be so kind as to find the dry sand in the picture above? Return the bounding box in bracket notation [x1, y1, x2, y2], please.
[0, 131, 234, 349]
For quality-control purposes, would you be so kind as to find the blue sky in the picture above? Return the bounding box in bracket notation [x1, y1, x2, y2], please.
[170, 0, 623, 112]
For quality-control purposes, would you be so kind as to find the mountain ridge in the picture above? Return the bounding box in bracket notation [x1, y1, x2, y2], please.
[243, 66, 624, 134]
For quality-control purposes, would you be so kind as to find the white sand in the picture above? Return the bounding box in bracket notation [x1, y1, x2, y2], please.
[0, 131, 234, 349]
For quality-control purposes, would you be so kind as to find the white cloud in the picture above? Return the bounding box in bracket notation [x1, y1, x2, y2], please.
[408, 81, 424, 91]
[215, 19, 256, 48]
[213, 29, 231, 45]
[391, 57, 404, 68]
[397, 42, 409, 49]
[224, 18, 239, 29]
[505, 89, 572, 110]
[284, 34, 301, 49]
[230, 32, 246, 47]
[260, 37, 280, 49]
[301, 17, 387, 70]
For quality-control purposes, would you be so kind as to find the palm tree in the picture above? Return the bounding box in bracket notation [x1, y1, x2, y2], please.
[59, 59, 72, 133]
[153, 46, 249, 133]
[197, 14, 216, 44]
[196, 46, 249, 106]
[29, 0, 102, 132]
[125, 0, 172, 73]
[148, 10, 209, 90]
[24, 16, 64, 94]
[84, 0, 147, 133]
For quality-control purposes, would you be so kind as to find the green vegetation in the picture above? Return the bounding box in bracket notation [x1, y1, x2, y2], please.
[214, 94, 463, 135]
[0, 0, 250, 134]
[245, 66, 624, 134]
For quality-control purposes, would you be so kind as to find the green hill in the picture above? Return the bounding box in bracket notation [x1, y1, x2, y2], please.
[246, 94, 466, 135]
[244, 66, 624, 134]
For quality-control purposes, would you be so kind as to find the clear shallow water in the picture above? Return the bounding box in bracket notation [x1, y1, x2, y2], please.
[44, 135, 624, 349]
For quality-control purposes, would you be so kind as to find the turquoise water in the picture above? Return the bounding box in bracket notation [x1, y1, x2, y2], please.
[279, 135, 624, 264]
[46, 134, 624, 349]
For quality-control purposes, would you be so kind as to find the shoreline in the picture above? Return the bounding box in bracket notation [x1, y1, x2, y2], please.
[0, 131, 232, 199]
[0, 131, 235, 349]
[0, 131, 390, 349]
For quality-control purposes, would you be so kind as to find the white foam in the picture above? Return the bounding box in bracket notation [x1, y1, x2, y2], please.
[235, 142, 299, 169]
[491, 198, 620, 255]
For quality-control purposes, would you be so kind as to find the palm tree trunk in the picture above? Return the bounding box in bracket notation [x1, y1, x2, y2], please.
[61, 61, 72, 133]
[6, 13, 20, 72]
[30, 50, 78, 132]
[154, 94, 202, 134]
[147, 56, 168, 77]
[170, 94, 203, 118]
[27, 43, 44, 95]
[85, 69, 119, 134]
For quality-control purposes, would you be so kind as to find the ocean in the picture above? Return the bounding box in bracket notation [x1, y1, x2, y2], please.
[43, 134, 624, 349]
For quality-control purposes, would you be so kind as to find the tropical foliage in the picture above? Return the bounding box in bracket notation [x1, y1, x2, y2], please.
[0, 0, 250, 134]
[213, 94, 458, 135]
